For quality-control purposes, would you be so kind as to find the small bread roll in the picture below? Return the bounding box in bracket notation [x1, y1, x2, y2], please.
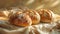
[9, 12, 32, 27]
[0, 12, 5, 17]
[0, 10, 9, 21]
[0, 10, 10, 17]
[37, 9, 54, 23]
[0, 17, 8, 20]
[24, 9, 40, 24]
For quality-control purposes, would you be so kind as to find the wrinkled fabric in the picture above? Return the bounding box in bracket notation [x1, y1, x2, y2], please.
[0, 0, 60, 34]
[0, 19, 60, 34]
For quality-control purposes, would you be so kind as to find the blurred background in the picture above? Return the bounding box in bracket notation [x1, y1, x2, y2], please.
[0, 0, 60, 14]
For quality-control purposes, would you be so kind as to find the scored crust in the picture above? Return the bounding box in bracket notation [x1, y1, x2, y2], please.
[9, 12, 32, 27]
[23, 9, 40, 25]
[37, 9, 55, 23]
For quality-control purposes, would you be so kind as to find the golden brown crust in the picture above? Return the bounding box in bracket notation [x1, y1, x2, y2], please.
[0, 11, 6, 17]
[0, 17, 8, 20]
[0, 10, 10, 17]
[9, 12, 32, 27]
[0, 8, 56, 27]
[24, 9, 40, 24]
[0, 10, 9, 21]
[37, 9, 54, 23]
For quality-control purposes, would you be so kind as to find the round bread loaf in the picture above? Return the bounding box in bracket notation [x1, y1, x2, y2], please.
[9, 12, 32, 27]
[37, 9, 54, 23]
[24, 9, 40, 24]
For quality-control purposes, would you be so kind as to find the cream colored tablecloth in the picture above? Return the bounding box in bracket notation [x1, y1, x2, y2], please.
[0, 14, 60, 34]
